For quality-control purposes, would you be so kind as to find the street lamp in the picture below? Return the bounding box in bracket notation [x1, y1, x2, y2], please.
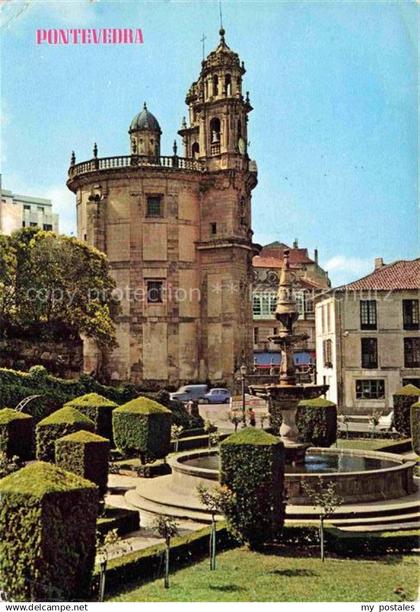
[240, 364, 247, 427]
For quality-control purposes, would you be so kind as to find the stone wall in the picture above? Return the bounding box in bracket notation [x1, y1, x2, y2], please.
[0, 338, 83, 378]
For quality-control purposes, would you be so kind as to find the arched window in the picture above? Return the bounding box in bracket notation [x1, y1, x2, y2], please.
[225, 74, 232, 96]
[210, 118, 221, 143]
[213, 74, 219, 96]
[192, 142, 199, 159]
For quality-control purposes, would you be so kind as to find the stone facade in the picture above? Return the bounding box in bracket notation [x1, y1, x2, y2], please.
[67, 29, 259, 387]
[252, 241, 330, 372]
[316, 258, 420, 414]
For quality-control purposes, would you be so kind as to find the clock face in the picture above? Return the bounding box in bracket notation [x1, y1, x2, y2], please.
[238, 137, 246, 155]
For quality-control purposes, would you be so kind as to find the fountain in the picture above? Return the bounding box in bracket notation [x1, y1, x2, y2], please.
[248, 249, 328, 464]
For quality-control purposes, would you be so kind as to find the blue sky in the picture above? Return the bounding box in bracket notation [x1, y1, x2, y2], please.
[0, 0, 417, 285]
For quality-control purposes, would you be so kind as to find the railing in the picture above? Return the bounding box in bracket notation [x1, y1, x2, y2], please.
[68, 154, 202, 179]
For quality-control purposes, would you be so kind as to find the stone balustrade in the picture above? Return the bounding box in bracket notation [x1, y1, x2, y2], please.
[68, 154, 202, 179]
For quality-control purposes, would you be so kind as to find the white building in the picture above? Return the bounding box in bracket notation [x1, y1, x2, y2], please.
[0, 181, 59, 235]
[316, 258, 420, 414]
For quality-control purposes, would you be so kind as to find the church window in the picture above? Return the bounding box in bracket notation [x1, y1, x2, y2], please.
[146, 195, 162, 217]
[225, 74, 232, 96]
[210, 222, 217, 235]
[210, 117, 221, 143]
[213, 74, 219, 96]
[192, 142, 199, 159]
[147, 280, 164, 304]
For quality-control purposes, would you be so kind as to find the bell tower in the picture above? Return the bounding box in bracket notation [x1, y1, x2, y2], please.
[179, 28, 252, 172]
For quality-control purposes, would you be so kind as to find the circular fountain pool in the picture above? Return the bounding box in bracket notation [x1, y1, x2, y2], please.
[170, 447, 416, 504]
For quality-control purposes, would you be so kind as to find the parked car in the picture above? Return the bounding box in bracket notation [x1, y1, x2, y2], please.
[203, 388, 231, 404]
[169, 384, 208, 402]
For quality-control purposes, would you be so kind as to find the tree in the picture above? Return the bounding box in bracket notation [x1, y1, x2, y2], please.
[197, 484, 235, 570]
[152, 515, 179, 588]
[0, 228, 117, 350]
[301, 479, 343, 561]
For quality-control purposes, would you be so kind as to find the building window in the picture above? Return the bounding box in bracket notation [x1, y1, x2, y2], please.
[323, 339, 333, 368]
[43, 224, 53, 231]
[146, 195, 162, 217]
[252, 292, 277, 319]
[403, 300, 419, 330]
[210, 222, 217, 235]
[146, 280, 164, 304]
[29, 222, 38, 227]
[23, 205, 30, 210]
[210, 117, 221, 154]
[254, 327, 259, 344]
[305, 292, 314, 313]
[212, 74, 219, 96]
[404, 338, 420, 368]
[356, 379, 385, 400]
[22, 221, 26, 228]
[37, 206, 44, 212]
[295, 291, 305, 319]
[361, 338, 378, 369]
[403, 378, 420, 388]
[360, 300, 377, 330]
[192, 142, 199, 159]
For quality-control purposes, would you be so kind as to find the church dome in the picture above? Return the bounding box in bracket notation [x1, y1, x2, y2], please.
[129, 103, 161, 134]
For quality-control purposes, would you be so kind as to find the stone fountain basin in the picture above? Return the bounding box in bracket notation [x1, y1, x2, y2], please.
[168, 447, 416, 505]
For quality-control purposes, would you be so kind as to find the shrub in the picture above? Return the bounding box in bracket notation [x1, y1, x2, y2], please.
[65, 393, 117, 443]
[55, 430, 110, 495]
[0, 461, 98, 601]
[219, 427, 285, 549]
[113, 396, 172, 463]
[36, 406, 94, 462]
[0, 408, 33, 460]
[410, 402, 420, 456]
[296, 397, 337, 447]
[393, 384, 420, 437]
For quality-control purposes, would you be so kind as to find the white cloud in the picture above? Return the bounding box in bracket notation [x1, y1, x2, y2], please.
[324, 255, 374, 287]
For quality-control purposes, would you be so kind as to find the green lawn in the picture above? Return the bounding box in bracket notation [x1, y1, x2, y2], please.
[109, 548, 418, 602]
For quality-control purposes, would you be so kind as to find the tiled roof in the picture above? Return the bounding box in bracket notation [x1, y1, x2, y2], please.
[338, 259, 420, 291]
[259, 244, 315, 265]
[253, 256, 282, 268]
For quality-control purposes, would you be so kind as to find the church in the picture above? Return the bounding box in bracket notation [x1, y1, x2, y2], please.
[67, 28, 260, 387]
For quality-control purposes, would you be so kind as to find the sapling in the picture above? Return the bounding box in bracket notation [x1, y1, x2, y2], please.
[171, 424, 183, 453]
[197, 484, 236, 570]
[152, 515, 179, 588]
[301, 479, 343, 561]
[96, 529, 131, 601]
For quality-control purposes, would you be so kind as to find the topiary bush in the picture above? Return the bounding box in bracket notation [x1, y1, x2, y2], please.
[220, 427, 285, 550]
[64, 393, 117, 443]
[393, 384, 420, 437]
[0, 461, 98, 601]
[113, 396, 172, 464]
[55, 430, 110, 495]
[36, 406, 95, 462]
[296, 397, 337, 447]
[0, 408, 34, 460]
[410, 402, 420, 456]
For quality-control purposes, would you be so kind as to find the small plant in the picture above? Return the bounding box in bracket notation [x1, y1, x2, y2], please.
[208, 430, 220, 449]
[301, 479, 343, 562]
[197, 484, 235, 570]
[152, 515, 179, 588]
[171, 424, 183, 453]
[369, 409, 382, 438]
[96, 529, 131, 601]
[0, 452, 23, 478]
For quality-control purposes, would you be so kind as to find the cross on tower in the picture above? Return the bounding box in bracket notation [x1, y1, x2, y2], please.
[200, 33, 207, 60]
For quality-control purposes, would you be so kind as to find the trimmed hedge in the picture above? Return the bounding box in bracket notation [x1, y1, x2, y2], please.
[296, 397, 337, 447]
[393, 384, 420, 437]
[36, 406, 95, 462]
[97, 507, 140, 537]
[92, 523, 237, 596]
[113, 396, 172, 463]
[0, 408, 33, 460]
[65, 393, 117, 444]
[0, 461, 98, 602]
[410, 402, 420, 456]
[55, 430, 110, 495]
[220, 427, 285, 549]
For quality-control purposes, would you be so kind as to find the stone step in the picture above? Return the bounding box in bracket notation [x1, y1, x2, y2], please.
[331, 511, 420, 527]
[336, 521, 420, 533]
[125, 489, 217, 523]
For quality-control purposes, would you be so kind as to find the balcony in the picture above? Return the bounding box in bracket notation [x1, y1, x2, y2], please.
[68, 154, 202, 181]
